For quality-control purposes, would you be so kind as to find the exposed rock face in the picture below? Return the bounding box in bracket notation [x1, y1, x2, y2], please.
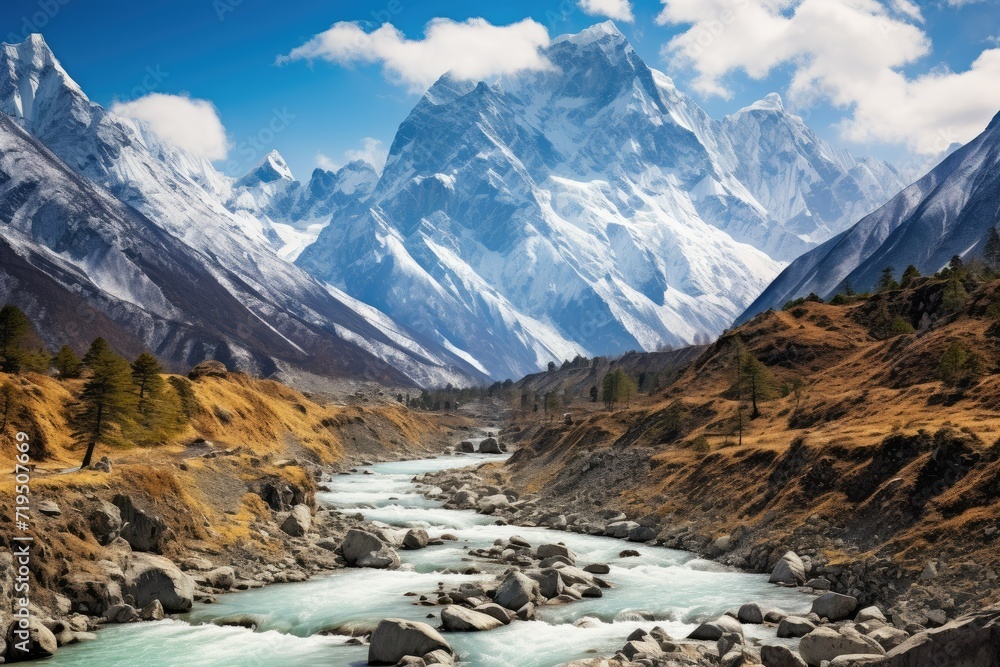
[112, 494, 172, 553]
[251, 477, 312, 512]
[881, 604, 1000, 666]
[280, 504, 312, 537]
[769, 551, 807, 585]
[4, 617, 58, 662]
[122, 553, 195, 612]
[88, 500, 123, 545]
[440, 605, 504, 632]
[367, 619, 453, 665]
[478, 438, 502, 454]
[187, 360, 228, 379]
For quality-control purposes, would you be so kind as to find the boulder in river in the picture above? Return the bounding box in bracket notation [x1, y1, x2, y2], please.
[769, 551, 807, 585]
[402, 529, 430, 550]
[4, 617, 58, 662]
[797, 627, 885, 666]
[526, 568, 564, 599]
[122, 553, 194, 612]
[205, 567, 236, 590]
[367, 618, 453, 665]
[478, 438, 502, 454]
[341, 529, 400, 569]
[474, 603, 515, 625]
[476, 494, 509, 514]
[605, 521, 639, 539]
[583, 563, 610, 575]
[737, 602, 765, 624]
[494, 571, 541, 611]
[536, 543, 575, 563]
[459, 441, 475, 453]
[810, 592, 858, 621]
[440, 605, 504, 632]
[280, 504, 312, 537]
[687, 615, 744, 641]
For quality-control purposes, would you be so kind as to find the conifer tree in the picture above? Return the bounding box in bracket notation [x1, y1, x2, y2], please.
[53, 346, 82, 379]
[877, 266, 899, 292]
[900, 265, 921, 288]
[985, 227, 1000, 271]
[74, 346, 136, 468]
[0, 304, 31, 373]
[82, 337, 111, 367]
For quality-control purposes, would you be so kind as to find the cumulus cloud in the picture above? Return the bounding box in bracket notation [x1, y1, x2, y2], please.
[317, 137, 389, 173]
[112, 93, 229, 160]
[278, 18, 552, 93]
[656, 0, 1000, 154]
[578, 0, 635, 22]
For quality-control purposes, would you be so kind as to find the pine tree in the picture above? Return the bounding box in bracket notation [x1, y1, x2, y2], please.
[985, 227, 1000, 271]
[877, 266, 899, 292]
[131, 353, 164, 410]
[602, 369, 637, 409]
[900, 265, 921, 288]
[732, 341, 776, 419]
[0, 304, 31, 373]
[74, 347, 136, 468]
[82, 337, 111, 367]
[53, 346, 82, 379]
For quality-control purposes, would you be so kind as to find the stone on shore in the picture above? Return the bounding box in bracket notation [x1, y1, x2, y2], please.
[367, 619, 453, 665]
[122, 553, 194, 612]
[280, 504, 312, 537]
[687, 615, 744, 641]
[440, 605, 504, 632]
[778, 616, 817, 638]
[4, 617, 58, 662]
[811, 592, 858, 621]
[474, 603, 515, 625]
[797, 627, 885, 666]
[761, 644, 807, 667]
[769, 551, 807, 585]
[738, 602, 765, 624]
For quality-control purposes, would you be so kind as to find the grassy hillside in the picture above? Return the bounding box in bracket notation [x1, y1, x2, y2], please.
[502, 275, 1000, 611]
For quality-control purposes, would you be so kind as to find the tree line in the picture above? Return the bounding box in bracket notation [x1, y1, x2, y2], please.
[0, 304, 188, 468]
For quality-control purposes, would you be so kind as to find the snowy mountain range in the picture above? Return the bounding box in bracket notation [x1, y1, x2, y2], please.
[0, 34, 485, 387]
[738, 110, 1000, 324]
[296, 22, 904, 379]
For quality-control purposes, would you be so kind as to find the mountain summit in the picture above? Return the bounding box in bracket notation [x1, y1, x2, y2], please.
[297, 23, 904, 379]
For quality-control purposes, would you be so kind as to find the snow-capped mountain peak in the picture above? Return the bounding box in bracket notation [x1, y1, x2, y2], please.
[236, 149, 294, 187]
[737, 92, 785, 114]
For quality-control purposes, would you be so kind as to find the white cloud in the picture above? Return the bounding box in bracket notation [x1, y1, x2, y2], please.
[656, 0, 1000, 154]
[315, 152, 337, 171]
[111, 93, 229, 160]
[316, 137, 389, 173]
[578, 0, 636, 22]
[278, 18, 552, 93]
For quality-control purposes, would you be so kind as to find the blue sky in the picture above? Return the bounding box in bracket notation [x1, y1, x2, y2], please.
[3, 0, 999, 179]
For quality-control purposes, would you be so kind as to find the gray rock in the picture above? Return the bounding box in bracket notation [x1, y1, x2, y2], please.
[478, 438, 502, 454]
[738, 603, 765, 624]
[88, 500, 123, 545]
[38, 500, 62, 517]
[341, 529, 399, 569]
[526, 568, 564, 599]
[855, 606, 887, 623]
[494, 571, 540, 611]
[881, 604, 1000, 666]
[798, 627, 885, 666]
[628, 525, 657, 542]
[458, 441, 475, 453]
[280, 504, 312, 537]
[769, 551, 807, 585]
[761, 644, 807, 667]
[5, 617, 58, 662]
[453, 490, 478, 507]
[536, 544, 575, 563]
[113, 494, 172, 553]
[778, 616, 817, 638]
[688, 615, 744, 641]
[477, 494, 510, 514]
[811, 592, 859, 621]
[206, 567, 236, 590]
[139, 599, 165, 621]
[102, 604, 141, 623]
[919, 561, 938, 580]
[868, 626, 909, 651]
[122, 553, 194, 612]
[368, 619, 453, 665]
[440, 605, 504, 632]
[605, 521, 640, 539]
[805, 578, 831, 591]
[473, 603, 514, 625]
[403, 529, 430, 550]
[583, 563, 610, 574]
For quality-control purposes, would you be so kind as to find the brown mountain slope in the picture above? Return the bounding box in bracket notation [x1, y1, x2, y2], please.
[503, 278, 1000, 613]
